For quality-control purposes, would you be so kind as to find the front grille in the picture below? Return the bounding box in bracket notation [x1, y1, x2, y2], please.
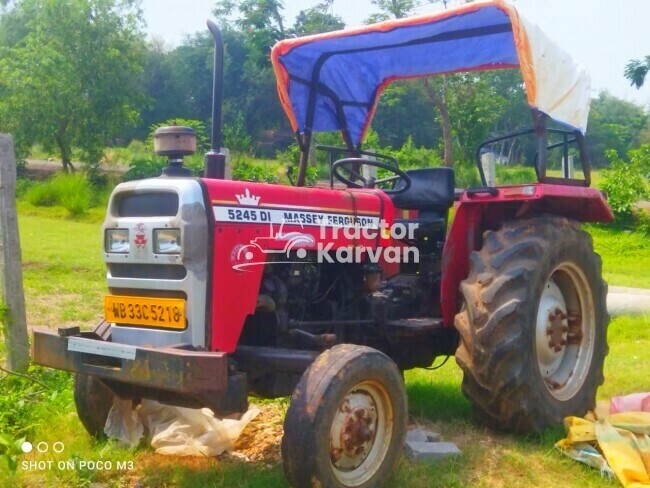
[116, 192, 179, 217]
[109, 263, 187, 280]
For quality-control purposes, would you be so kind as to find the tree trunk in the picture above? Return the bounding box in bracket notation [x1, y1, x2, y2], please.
[55, 122, 74, 173]
[423, 78, 454, 167]
[507, 139, 516, 165]
[498, 139, 506, 165]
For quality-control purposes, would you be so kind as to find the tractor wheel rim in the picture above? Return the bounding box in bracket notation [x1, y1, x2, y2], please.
[535, 262, 596, 401]
[329, 380, 393, 487]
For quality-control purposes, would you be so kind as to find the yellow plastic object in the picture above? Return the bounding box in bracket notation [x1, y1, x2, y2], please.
[556, 411, 650, 487]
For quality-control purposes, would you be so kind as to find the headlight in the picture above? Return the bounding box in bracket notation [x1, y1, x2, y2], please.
[106, 229, 129, 253]
[154, 229, 181, 254]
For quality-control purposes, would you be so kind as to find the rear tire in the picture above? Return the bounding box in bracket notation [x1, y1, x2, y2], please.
[73, 374, 114, 439]
[454, 216, 609, 432]
[282, 344, 407, 488]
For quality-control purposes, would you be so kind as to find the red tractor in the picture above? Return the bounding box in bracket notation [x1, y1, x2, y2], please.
[34, 2, 613, 486]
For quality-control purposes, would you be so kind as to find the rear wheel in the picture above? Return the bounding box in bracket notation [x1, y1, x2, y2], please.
[74, 374, 114, 439]
[282, 344, 407, 487]
[454, 216, 609, 432]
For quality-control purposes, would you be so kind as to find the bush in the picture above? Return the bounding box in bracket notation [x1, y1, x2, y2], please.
[628, 144, 650, 180]
[122, 156, 166, 182]
[24, 174, 92, 216]
[14, 179, 34, 199]
[185, 154, 207, 177]
[232, 160, 280, 184]
[391, 136, 442, 169]
[0, 366, 73, 439]
[224, 111, 253, 157]
[496, 165, 537, 185]
[601, 149, 649, 220]
[25, 181, 59, 207]
[50, 174, 92, 216]
[454, 162, 482, 188]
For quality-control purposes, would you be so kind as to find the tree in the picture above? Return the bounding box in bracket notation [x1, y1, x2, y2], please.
[367, 0, 455, 167]
[625, 55, 650, 89]
[214, 0, 286, 69]
[586, 92, 649, 167]
[0, 0, 146, 171]
[292, 2, 344, 36]
[366, 0, 420, 23]
[445, 70, 527, 165]
[373, 81, 440, 148]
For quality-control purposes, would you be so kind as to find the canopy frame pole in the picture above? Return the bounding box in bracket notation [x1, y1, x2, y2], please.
[296, 130, 312, 187]
[296, 52, 357, 186]
[574, 131, 591, 187]
[532, 109, 548, 180]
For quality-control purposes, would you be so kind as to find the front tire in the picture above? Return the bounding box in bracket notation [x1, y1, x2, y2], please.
[455, 216, 609, 432]
[74, 374, 115, 439]
[282, 345, 407, 488]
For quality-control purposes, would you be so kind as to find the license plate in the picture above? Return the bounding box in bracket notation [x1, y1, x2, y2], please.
[105, 295, 186, 330]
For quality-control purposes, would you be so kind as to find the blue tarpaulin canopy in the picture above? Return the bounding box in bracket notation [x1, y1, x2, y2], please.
[271, 0, 590, 147]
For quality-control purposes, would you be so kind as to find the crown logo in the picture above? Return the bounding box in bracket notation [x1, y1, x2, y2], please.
[236, 188, 261, 206]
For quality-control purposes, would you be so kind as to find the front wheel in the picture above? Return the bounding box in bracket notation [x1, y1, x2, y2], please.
[455, 216, 609, 432]
[74, 374, 115, 439]
[282, 345, 407, 488]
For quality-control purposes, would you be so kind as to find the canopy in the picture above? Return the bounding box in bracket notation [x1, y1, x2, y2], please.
[271, 0, 591, 147]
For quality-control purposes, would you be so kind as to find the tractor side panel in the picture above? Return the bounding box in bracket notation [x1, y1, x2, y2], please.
[202, 179, 392, 352]
[440, 183, 613, 327]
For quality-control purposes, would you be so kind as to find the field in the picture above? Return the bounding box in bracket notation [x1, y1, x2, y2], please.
[1, 203, 649, 487]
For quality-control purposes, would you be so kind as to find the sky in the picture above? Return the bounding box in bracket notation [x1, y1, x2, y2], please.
[141, 0, 650, 108]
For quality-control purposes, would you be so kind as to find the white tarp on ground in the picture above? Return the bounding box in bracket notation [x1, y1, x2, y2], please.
[104, 398, 260, 457]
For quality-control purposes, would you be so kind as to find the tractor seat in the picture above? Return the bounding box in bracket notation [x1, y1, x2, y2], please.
[391, 168, 455, 250]
[391, 167, 455, 211]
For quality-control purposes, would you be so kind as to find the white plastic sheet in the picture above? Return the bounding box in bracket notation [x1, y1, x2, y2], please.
[104, 398, 260, 457]
[104, 398, 144, 448]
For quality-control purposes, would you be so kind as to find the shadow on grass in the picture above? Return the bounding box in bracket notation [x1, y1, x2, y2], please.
[139, 459, 286, 487]
[404, 363, 472, 424]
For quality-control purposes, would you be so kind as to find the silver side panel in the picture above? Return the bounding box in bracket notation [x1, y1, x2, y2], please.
[103, 178, 209, 348]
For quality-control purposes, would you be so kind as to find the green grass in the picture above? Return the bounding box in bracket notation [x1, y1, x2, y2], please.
[18, 207, 106, 329]
[587, 224, 650, 288]
[547, 168, 604, 188]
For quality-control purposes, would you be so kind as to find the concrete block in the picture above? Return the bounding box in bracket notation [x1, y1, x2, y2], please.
[406, 428, 428, 443]
[404, 441, 461, 461]
[426, 431, 442, 443]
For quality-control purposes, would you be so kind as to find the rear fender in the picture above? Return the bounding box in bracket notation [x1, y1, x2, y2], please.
[440, 183, 613, 326]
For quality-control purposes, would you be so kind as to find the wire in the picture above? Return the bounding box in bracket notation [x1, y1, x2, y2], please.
[423, 355, 451, 370]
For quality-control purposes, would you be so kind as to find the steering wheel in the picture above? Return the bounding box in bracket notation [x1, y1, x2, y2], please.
[331, 158, 411, 195]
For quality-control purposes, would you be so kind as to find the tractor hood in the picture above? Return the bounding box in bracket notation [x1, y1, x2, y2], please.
[202, 178, 395, 352]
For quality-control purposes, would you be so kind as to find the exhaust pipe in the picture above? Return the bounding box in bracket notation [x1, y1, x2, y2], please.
[204, 20, 227, 179]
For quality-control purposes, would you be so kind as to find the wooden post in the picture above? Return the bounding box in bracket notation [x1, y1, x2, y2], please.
[0, 134, 30, 373]
[481, 151, 496, 187]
